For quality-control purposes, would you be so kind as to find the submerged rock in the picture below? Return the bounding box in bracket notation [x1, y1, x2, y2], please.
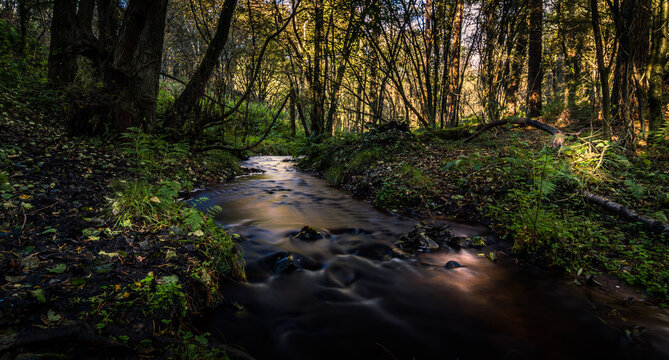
[273, 255, 299, 274]
[264, 252, 322, 274]
[445, 260, 463, 269]
[351, 243, 394, 261]
[448, 236, 486, 248]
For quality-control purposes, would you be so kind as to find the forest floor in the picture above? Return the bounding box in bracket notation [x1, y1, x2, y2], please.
[298, 122, 669, 305]
[0, 112, 248, 358]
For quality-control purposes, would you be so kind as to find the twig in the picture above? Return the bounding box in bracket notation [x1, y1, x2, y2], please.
[20, 206, 27, 235]
[26, 200, 61, 216]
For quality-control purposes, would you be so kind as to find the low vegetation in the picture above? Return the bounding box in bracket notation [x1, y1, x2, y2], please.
[299, 124, 669, 303]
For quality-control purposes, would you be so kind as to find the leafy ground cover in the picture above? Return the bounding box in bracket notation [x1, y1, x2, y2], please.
[299, 123, 669, 304]
[0, 104, 247, 358]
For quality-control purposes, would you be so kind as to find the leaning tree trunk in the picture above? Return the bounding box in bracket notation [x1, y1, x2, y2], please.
[526, 0, 543, 118]
[165, 0, 239, 129]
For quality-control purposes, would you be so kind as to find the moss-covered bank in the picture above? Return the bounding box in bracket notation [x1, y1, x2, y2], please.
[299, 123, 669, 304]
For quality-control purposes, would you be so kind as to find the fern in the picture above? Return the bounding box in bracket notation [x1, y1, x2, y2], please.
[624, 179, 646, 199]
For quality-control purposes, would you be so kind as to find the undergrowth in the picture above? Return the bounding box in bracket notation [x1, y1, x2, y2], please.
[300, 126, 669, 302]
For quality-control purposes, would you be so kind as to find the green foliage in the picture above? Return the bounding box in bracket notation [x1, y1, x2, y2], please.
[109, 180, 182, 229]
[135, 273, 189, 317]
[173, 331, 230, 360]
[156, 84, 178, 117]
[489, 141, 669, 300]
[376, 162, 433, 209]
[121, 128, 190, 180]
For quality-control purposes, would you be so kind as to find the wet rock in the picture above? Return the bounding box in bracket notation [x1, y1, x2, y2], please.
[273, 255, 299, 274]
[351, 243, 394, 261]
[445, 260, 463, 269]
[260, 251, 291, 267]
[424, 224, 453, 240]
[396, 226, 440, 254]
[264, 252, 321, 274]
[292, 226, 324, 241]
[448, 236, 486, 248]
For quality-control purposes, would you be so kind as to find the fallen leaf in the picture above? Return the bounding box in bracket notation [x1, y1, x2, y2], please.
[47, 263, 67, 274]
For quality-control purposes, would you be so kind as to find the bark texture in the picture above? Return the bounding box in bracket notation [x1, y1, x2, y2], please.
[526, 0, 543, 118]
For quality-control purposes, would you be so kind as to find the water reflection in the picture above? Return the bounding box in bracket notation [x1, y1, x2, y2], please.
[194, 156, 668, 360]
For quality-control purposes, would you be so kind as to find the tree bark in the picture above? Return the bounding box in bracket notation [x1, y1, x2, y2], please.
[649, 0, 668, 135]
[106, 0, 168, 132]
[447, 0, 463, 127]
[290, 88, 297, 137]
[590, 0, 612, 138]
[583, 191, 669, 235]
[310, 0, 325, 136]
[47, 0, 78, 84]
[506, 14, 527, 116]
[526, 0, 543, 118]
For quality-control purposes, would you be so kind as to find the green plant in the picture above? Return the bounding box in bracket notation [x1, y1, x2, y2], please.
[120, 127, 190, 180]
[109, 180, 182, 229]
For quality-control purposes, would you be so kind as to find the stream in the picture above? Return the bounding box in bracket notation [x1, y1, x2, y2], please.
[194, 156, 669, 360]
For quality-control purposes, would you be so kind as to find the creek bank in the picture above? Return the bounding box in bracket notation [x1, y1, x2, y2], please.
[297, 123, 669, 338]
[0, 118, 247, 358]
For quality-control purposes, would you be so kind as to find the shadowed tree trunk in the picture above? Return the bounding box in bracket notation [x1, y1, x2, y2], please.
[47, 0, 169, 134]
[290, 87, 297, 137]
[506, 15, 527, 116]
[526, 0, 543, 118]
[591, 0, 611, 138]
[310, 0, 325, 136]
[649, 0, 668, 136]
[47, 0, 78, 84]
[105, 0, 168, 132]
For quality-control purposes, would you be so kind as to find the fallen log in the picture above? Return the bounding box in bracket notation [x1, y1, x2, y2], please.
[464, 118, 566, 147]
[582, 190, 669, 236]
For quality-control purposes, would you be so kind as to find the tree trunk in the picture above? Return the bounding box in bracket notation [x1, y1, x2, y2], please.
[526, 0, 543, 118]
[591, 0, 611, 138]
[290, 88, 297, 137]
[310, 0, 325, 136]
[506, 16, 527, 116]
[325, 7, 363, 135]
[166, 0, 238, 129]
[649, 0, 668, 136]
[47, 0, 78, 85]
[447, 0, 463, 127]
[105, 0, 168, 132]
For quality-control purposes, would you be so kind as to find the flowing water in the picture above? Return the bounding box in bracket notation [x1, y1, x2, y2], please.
[194, 156, 669, 360]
